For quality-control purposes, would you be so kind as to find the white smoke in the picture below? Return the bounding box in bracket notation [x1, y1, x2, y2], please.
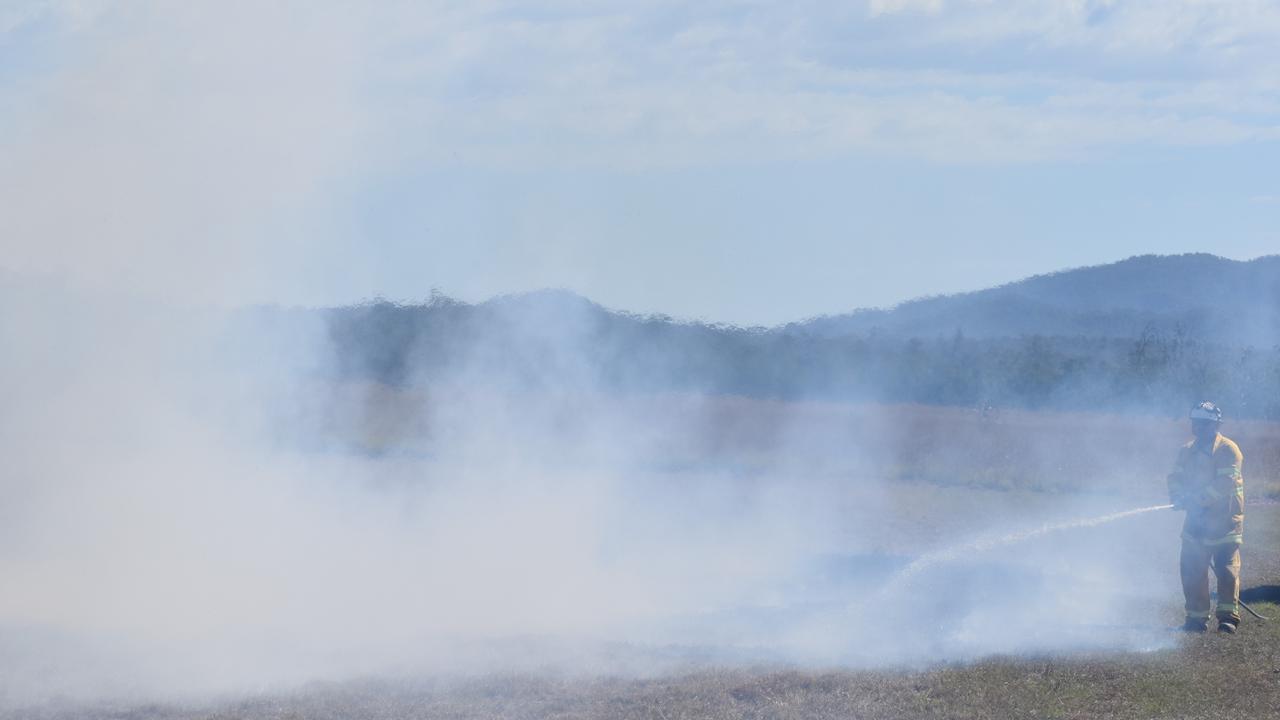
[0, 2, 1199, 714]
[0, 279, 1187, 711]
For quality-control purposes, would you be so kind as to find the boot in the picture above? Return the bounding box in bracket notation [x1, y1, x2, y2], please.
[1217, 620, 1238, 634]
[1181, 617, 1208, 633]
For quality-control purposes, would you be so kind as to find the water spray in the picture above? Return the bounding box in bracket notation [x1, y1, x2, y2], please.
[875, 502, 1271, 623]
[886, 503, 1174, 592]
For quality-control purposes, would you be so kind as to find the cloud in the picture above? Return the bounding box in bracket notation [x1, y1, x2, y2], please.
[869, 0, 945, 17]
[859, 0, 1280, 57]
[3, 0, 1280, 306]
[358, 1, 1280, 167]
[5, 1, 1278, 174]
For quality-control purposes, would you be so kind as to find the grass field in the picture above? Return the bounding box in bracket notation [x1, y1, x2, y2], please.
[16, 497, 1278, 720]
[667, 397, 1280, 500]
[16, 503, 1277, 720]
[9, 396, 1280, 719]
[333, 387, 1280, 499]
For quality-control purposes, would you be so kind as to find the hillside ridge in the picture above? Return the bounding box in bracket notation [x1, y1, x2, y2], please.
[792, 253, 1280, 343]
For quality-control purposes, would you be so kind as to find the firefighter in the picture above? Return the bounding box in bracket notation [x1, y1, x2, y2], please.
[1167, 401, 1244, 633]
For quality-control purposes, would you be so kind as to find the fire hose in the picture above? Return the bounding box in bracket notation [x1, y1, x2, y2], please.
[1241, 600, 1270, 621]
[1170, 502, 1271, 622]
[1209, 558, 1270, 621]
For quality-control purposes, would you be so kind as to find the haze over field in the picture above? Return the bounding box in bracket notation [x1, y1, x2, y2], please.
[1, 256, 1265, 708]
[3, 1, 1280, 716]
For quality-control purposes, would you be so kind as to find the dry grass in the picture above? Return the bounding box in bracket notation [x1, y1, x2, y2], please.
[14, 503, 1280, 720]
[678, 396, 1280, 499]
[338, 385, 1280, 499]
[23, 621, 1280, 719]
[734, 399, 1280, 499]
[16, 396, 1280, 719]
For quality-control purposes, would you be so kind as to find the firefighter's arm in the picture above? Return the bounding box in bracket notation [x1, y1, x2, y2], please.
[1168, 478, 1189, 509]
[1200, 445, 1244, 507]
[1167, 465, 1189, 510]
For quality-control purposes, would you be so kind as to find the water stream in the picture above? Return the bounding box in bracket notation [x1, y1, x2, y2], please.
[881, 503, 1175, 596]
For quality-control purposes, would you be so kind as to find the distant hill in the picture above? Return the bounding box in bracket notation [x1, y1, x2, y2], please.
[312, 254, 1280, 418]
[792, 254, 1280, 346]
[5, 254, 1279, 418]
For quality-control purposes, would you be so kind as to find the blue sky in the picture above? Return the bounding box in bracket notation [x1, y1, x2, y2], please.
[2, 1, 1278, 325]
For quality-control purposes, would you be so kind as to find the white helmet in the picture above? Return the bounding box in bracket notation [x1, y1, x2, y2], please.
[1189, 401, 1222, 423]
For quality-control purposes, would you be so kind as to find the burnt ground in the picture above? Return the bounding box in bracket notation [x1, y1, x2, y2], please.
[10, 502, 1280, 720]
[14, 626, 1280, 720]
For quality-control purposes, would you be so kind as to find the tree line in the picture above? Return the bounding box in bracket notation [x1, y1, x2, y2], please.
[322, 298, 1280, 420]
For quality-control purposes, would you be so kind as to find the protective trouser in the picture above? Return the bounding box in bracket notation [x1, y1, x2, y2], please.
[1180, 538, 1241, 624]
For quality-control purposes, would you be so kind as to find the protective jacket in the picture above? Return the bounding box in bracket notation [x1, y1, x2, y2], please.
[1167, 433, 1244, 546]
